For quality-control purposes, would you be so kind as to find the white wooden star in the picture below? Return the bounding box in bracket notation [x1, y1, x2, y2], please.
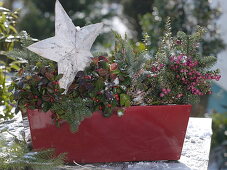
[27, 0, 103, 91]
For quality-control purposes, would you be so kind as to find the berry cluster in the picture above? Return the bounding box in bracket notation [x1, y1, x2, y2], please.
[169, 54, 221, 96]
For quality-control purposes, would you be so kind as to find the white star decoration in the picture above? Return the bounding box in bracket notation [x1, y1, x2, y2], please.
[27, 0, 103, 91]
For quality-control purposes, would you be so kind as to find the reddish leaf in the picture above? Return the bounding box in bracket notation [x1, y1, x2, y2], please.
[45, 72, 54, 81]
[97, 68, 108, 76]
[110, 63, 118, 71]
[92, 57, 99, 65]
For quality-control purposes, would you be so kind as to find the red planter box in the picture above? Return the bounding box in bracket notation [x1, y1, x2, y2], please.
[27, 105, 191, 163]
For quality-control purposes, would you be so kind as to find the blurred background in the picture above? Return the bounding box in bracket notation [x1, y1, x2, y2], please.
[0, 0, 226, 169]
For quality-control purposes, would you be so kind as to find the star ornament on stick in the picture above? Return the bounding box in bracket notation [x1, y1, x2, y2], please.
[27, 0, 103, 92]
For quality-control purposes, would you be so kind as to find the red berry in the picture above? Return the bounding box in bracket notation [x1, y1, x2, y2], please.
[114, 94, 120, 101]
[176, 40, 181, 44]
[160, 93, 165, 97]
[98, 56, 108, 62]
[84, 75, 92, 79]
[50, 98, 54, 102]
[97, 91, 102, 95]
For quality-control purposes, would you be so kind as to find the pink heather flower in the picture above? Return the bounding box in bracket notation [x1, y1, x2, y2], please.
[160, 64, 165, 67]
[147, 74, 151, 78]
[160, 93, 165, 97]
[180, 69, 188, 73]
[207, 91, 212, 95]
[167, 89, 171, 93]
[162, 89, 168, 94]
[162, 89, 167, 92]
[215, 75, 221, 81]
[161, 88, 171, 95]
[151, 66, 158, 72]
[177, 55, 183, 61]
[170, 56, 175, 62]
[177, 94, 183, 98]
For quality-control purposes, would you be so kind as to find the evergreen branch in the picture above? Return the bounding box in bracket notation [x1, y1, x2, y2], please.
[6, 31, 54, 68]
[51, 97, 93, 132]
[156, 17, 173, 62]
[199, 56, 217, 69]
[113, 32, 145, 77]
[0, 131, 65, 170]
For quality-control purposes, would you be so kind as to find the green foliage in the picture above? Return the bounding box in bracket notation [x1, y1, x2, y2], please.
[0, 5, 21, 119]
[120, 93, 130, 107]
[12, 64, 63, 114]
[210, 112, 227, 169]
[211, 112, 227, 148]
[0, 5, 19, 52]
[7, 31, 53, 70]
[51, 97, 92, 132]
[138, 0, 225, 56]
[0, 62, 14, 119]
[0, 128, 65, 170]
[114, 32, 146, 77]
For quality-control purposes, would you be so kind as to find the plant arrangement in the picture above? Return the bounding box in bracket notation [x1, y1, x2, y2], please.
[9, 17, 221, 132]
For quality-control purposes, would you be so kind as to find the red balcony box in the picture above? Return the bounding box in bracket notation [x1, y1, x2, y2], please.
[27, 105, 191, 163]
